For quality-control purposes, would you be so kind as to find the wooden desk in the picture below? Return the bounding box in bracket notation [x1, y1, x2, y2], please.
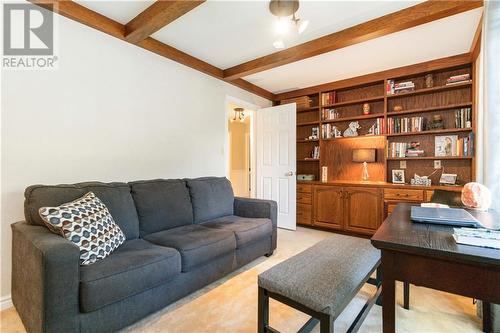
[371, 203, 500, 333]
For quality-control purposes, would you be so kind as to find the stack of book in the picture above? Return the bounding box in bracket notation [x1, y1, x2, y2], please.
[388, 142, 424, 158]
[281, 96, 313, 110]
[453, 227, 500, 249]
[455, 107, 472, 128]
[406, 146, 425, 157]
[387, 80, 415, 94]
[457, 133, 474, 156]
[321, 91, 336, 105]
[321, 123, 342, 139]
[310, 146, 320, 159]
[322, 108, 339, 120]
[387, 116, 425, 134]
[369, 118, 385, 135]
[446, 73, 471, 86]
[388, 142, 408, 158]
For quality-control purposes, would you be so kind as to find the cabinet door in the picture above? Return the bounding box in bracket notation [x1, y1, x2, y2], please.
[297, 203, 312, 225]
[344, 187, 382, 235]
[313, 186, 343, 230]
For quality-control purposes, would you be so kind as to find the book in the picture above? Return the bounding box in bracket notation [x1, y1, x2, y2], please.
[453, 227, 500, 249]
[435, 135, 458, 157]
[321, 91, 336, 105]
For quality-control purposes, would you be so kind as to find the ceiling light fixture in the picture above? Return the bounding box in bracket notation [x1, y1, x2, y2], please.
[231, 107, 246, 123]
[269, 0, 309, 49]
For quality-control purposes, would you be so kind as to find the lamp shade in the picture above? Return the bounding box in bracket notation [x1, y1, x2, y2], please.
[352, 149, 376, 163]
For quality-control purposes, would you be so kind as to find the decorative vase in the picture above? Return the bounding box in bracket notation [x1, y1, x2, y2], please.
[362, 103, 370, 115]
[425, 74, 434, 88]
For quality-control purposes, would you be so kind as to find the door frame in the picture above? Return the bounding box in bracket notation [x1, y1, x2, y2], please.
[224, 95, 259, 198]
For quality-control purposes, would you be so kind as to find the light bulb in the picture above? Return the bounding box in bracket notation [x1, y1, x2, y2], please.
[275, 17, 289, 35]
[298, 19, 309, 34]
[273, 39, 285, 49]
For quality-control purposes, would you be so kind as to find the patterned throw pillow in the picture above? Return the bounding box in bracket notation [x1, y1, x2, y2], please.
[39, 192, 126, 265]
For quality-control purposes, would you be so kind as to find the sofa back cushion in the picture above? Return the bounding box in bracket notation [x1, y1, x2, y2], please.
[129, 179, 193, 236]
[186, 177, 234, 223]
[24, 182, 140, 239]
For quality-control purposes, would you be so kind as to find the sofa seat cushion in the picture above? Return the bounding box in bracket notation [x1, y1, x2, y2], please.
[143, 225, 236, 272]
[80, 239, 181, 313]
[202, 215, 272, 248]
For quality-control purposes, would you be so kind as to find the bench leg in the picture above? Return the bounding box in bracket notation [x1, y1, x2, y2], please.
[376, 267, 383, 306]
[403, 282, 410, 310]
[320, 314, 334, 333]
[258, 287, 269, 333]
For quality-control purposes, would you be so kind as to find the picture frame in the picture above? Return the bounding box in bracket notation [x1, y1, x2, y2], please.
[392, 169, 405, 184]
[435, 135, 458, 157]
[439, 173, 458, 185]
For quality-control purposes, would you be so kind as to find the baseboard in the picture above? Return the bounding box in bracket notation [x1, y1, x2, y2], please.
[0, 295, 13, 310]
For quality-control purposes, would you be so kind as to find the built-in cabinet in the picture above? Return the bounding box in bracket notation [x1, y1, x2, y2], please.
[311, 184, 382, 235]
[313, 186, 343, 230]
[344, 187, 382, 235]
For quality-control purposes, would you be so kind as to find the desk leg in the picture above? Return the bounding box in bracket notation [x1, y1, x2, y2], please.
[381, 251, 396, 333]
[483, 301, 491, 333]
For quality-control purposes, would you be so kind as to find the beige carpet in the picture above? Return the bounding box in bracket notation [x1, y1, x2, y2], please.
[1, 227, 481, 333]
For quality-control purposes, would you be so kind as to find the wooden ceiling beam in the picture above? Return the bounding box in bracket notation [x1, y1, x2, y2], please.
[28, 0, 275, 101]
[470, 14, 483, 62]
[274, 53, 472, 101]
[125, 1, 205, 44]
[223, 0, 483, 81]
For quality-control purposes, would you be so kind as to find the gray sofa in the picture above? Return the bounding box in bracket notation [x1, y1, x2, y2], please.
[11, 177, 277, 333]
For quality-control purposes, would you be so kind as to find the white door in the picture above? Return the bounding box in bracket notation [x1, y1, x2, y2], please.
[256, 104, 296, 230]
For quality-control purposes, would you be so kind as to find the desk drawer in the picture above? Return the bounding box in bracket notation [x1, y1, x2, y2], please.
[297, 203, 312, 225]
[297, 184, 312, 193]
[384, 188, 423, 201]
[297, 192, 312, 204]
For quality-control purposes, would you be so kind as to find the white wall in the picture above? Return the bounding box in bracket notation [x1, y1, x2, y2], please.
[0, 13, 271, 301]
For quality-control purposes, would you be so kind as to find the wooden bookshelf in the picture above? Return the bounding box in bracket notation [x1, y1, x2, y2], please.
[281, 56, 475, 186]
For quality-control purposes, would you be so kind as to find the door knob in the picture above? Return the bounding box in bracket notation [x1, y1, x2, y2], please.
[286, 171, 295, 176]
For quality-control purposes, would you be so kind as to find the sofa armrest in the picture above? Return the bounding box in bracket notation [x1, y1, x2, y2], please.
[234, 197, 278, 250]
[11, 221, 80, 333]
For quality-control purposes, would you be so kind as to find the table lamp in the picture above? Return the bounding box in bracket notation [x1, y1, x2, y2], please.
[352, 149, 376, 181]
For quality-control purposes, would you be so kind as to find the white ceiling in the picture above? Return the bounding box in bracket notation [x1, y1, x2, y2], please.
[73, 1, 481, 96]
[77, 1, 154, 24]
[244, 8, 483, 93]
[152, 0, 422, 69]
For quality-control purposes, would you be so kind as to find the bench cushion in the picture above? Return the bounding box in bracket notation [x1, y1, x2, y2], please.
[144, 225, 236, 272]
[129, 179, 193, 237]
[258, 234, 380, 316]
[185, 177, 234, 223]
[202, 215, 272, 248]
[80, 239, 181, 313]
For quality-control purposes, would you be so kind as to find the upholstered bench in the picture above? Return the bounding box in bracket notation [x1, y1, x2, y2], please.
[258, 234, 381, 333]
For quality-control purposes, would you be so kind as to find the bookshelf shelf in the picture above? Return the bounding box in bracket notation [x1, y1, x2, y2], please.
[322, 135, 385, 142]
[322, 95, 384, 108]
[386, 156, 473, 161]
[297, 121, 320, 126]
[386, 102, 473, 117]
[297, 139, 319, 143]
[297, 106, 320, 113]
[386, 81, 472, 99]
[386, 128, 472, 137]
[322, 113, 384, 124]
